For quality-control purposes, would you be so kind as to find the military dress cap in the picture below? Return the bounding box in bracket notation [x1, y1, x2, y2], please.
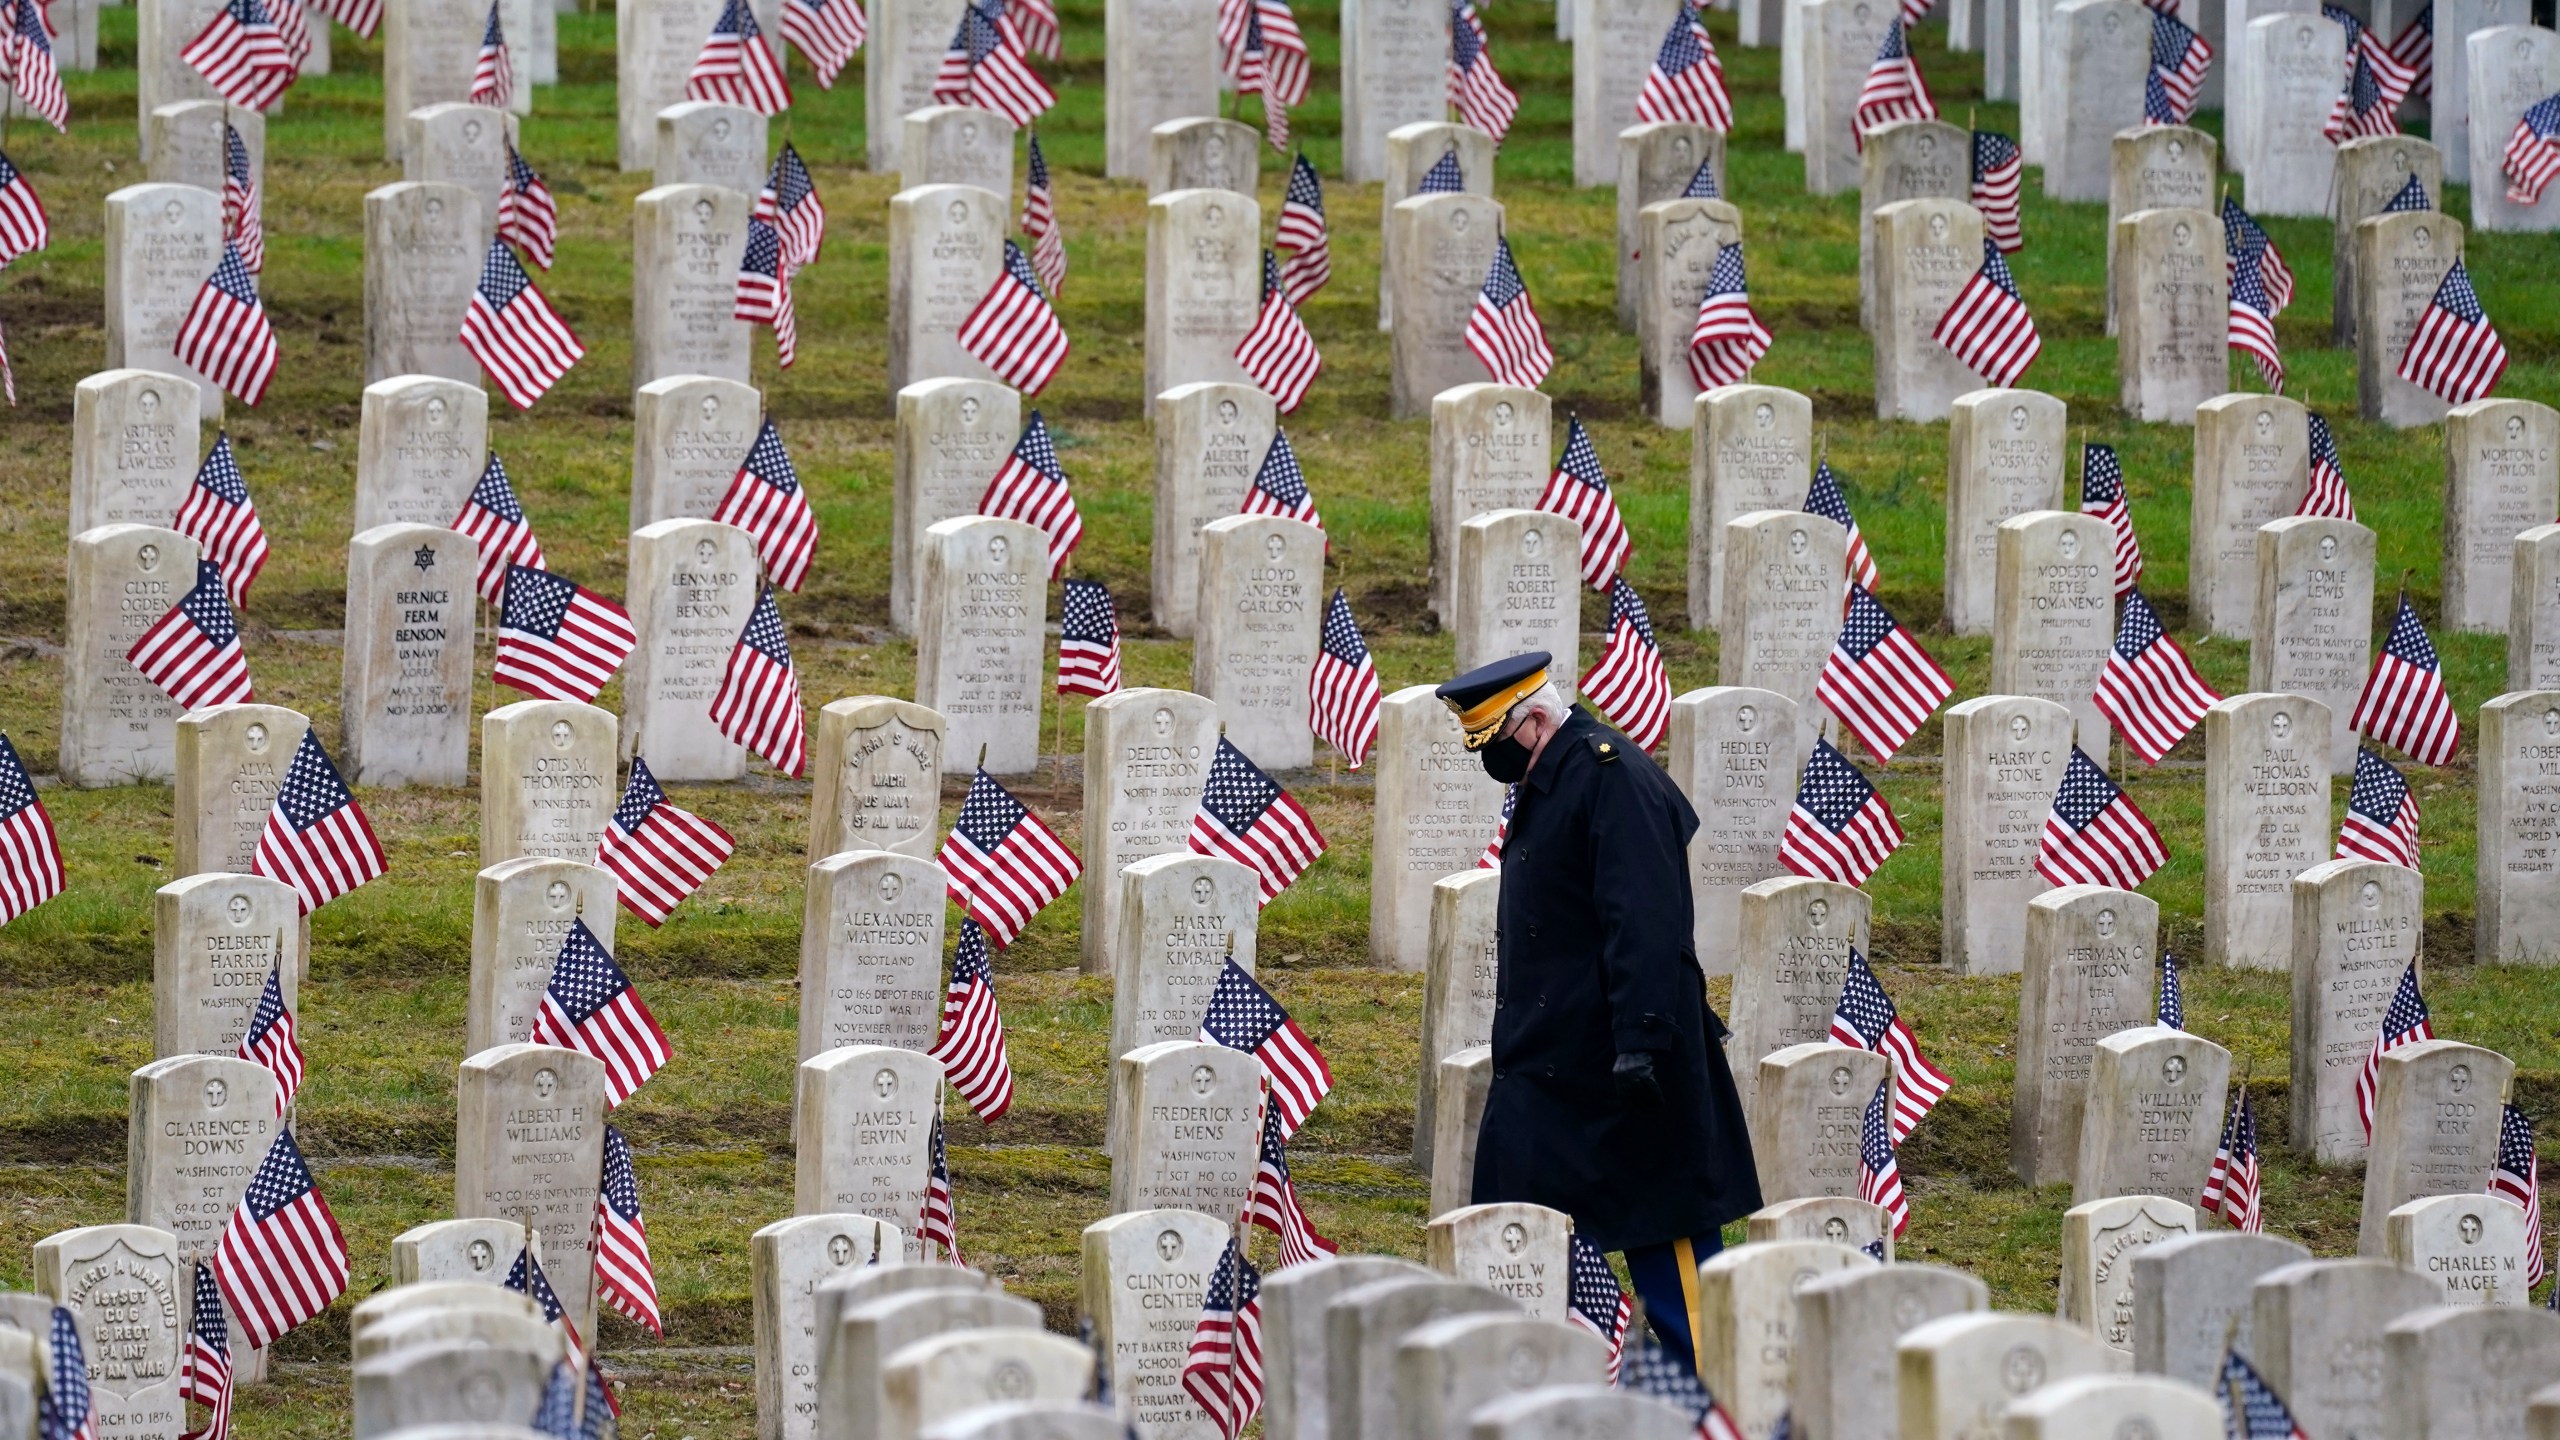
[1435, 651, 1552, 749]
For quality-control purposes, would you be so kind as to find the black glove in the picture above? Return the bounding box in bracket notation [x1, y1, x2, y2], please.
[1612, 1050, 1664, 1109]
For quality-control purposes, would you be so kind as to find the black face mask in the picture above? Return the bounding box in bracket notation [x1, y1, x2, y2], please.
[1479, 733, 1534, 784]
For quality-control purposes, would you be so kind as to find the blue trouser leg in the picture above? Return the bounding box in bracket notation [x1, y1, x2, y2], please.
[1622, 1229, 1726, 1375]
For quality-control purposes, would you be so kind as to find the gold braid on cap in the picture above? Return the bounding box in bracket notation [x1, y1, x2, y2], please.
[1444, 666, 1550, 749]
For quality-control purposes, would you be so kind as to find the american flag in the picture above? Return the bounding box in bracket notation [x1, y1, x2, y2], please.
[2397, 259, 2509, 406]
[2216, 1350, 2307, 1439]
[917, 1111, 962, 1262]
[1242, 427, 1323, 533]
[979, 412, 1082, 576]
[1817, 583, 1951, 764]
[2489, 1103, 2545, 1288]
[2297, 413, 2356, 521]
[2228, 244, 2284, 392]
[5, 0, 66, 130]
[938, 767, 1080, 945]
[498, 143, 558, 270]
[2354, 958, 2432, 1141]
[493, 566, 637, 703]
[534, 917, 670, 1105]
[461, 239, 586, 409]
[1617, 1339, 1747, 1440]
[222, 125, 263, 274]
[1854, 21, 1936, 144]
[0, 733, 64, 925]
[2503, 94, 2560, 205]
[1237, 251, 1322, 413]
[754, 144, 826, 272]
[2348, 597, 2459, 767]
[931, 0, 1052, 124]
[212, 1129, 349, 1348]
[469, 0, 511, 106]
[315, 0, 379, 38]
[1477, 785, 1514, 868]
[2142, 65, 2180, 126]
[1581, 577, 1672, 752]
[533, 1361, 579, 1440]
[236, 960, 302, 1113]
[127, 559, 254, 711]
[1310, 588, 1382, 768]
[594, 1123, 663, 1331]
[2386, 3, 2430, 100]
[2337, 746, 2420, 869]
[181, 1265, 233, 1440]
[709, 588, 806, 778]
[1020, 131, 1066, 295]
[1202, 956, 1334, 1134]
[2148, 12, 2212, 122]
[959, 239, 1070, 395]
[1687, 242, 1773, 391]
[1250, 1106, 1336, 1267]
[2094, 591, 2220, 765]
[2219, 197, 2294, 311]
[1565, 1235, 1633, 1383]
[271, 0, 308, 71]
[0, 147, 49, 265]
[174, 245, 280, 406]
[2034, 745, 2169, 890]
[1447, 0, 1518, 142]
[1057, 577, 1123, 697]
[1180, 1238, 1264, 1440]
[1, 317, 12, 408]
[1780, 738, 1905, 886]
[1235, 1, 1310, 149]
[2325, 44, 2411, 142]
[1681, 155, 1721, 198]
[2157, 950, 2183, 1028]
[37, 1306, 89, 1440]
[2079, 443, 2142, 594]
[180, 0, 295, 111]
[580, 1362, 618, 1431]
[734, 218, 798, 367]
[1972, 131, 2022, 252]
[1464, 236, 1555, 389]
[780, 0, 863, 85]
[1829, 947, 1952, 1141]
[929, 917, 1015, 1122]
[453, 455, 544, 604]
[598, 758, 737, 927]
[1633, 3, 1732, 131]
[1857, 1078, 1910, 1235]
[713, 418, 817, 592]
[1805, 459, 1879, 591]
[1189, 737, 1328, 908]
[1010, 0, 1056, 58]
[1932, 237, 2041, 388]
[505, 1240, 586, 1366]
[1537, 417, 1631, 589]
[174, 432, 269, 609]
[2199, 1089, 2263, 1232]
[687, 0, 790, 113]
[252, 730, 384, 914]
[1419, 146, 1466, 194]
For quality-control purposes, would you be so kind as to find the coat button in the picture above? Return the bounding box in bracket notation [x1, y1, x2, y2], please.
[1544, 1065, 1557, 1078]
[1527, 924, 1541, 939]
[1495, 1069, 1507, 1081]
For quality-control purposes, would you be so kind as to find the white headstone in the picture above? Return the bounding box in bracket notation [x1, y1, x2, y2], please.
[903, 106, 1015, 196]
[1193, 513, 1328, 770]
[1872, 199, 1990, 420]
[1690, 386, 1814, 629]
[808, 698, 949, 862]
[1433, 385, 1554, 623]
[1718, 511, 1846, 757]
[623, 518, 758, 781]
[1340, 0, 1453, 182]
[633, 183, 754, 389]
[454, 1044, 609, 1333]
[2013, 886, 2158, 1186]
[1078, 1208, 1227, 1438]
[2286, 859, 2424, 1162]
[1946, 390, 2069, 634]
[479, 700, 619, 865]
[2190, 394, 2310, 637]
[1153, 383, 1275, 637]
[1388, 194, 1505, 417]
[2248, 515, 2375, 774]
[1104, 0, 1219, 179]
[1145, 189, 1261, 410]
[62, 525, 201, 789]
[2202, 694, 2334, 968]
[1106, 1041, 1261, 1218]
[795, 1046, 943, 1261]
[402, 104, 512, 248]
[1080, 689, 1221, 975]
[1373, 688, 1511, 971]
[69, 370, 205, 539]
[358, 376, 491, 532]
[468, 856, 616, 1054]
[631, 374, 763, 528]
[1728, 877, 1872, 1114]
[800, 851, 948, 1059]
[102, 186, 225, 407]
[2444, 399, 2560, 631]
[1669, 687, 1803, 972]
[1453, 510, 1583, 702]
[656, 101, 770, 196]
[1417, 871, 1500, 1170]
[1940, 695, 2072, 975]
[2115, 208, 2227, 423]
[915, 515, 1049, 776]
[888, 186, 1004, 395]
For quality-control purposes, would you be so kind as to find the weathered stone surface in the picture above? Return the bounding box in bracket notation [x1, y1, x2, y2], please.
[795, 1047, 941, 1261]
[1858, 121, 1970, 332]
[1990, 511, 2114, 752]
[2386, 1194, 2534, 1307]
[2058, 1196, 2196, 1352]
[900, 105, 1015, 197]
[1895, 1313, 2120, 1440]
[892, 378, 1017, 634]
[754, 1213, 907, 1440]
[2187, 397, 2306, 643]
[1325, 1277, 1519, 1440]
[2115, 208, 2226, 424]
[1104, 0, 1218, 178]
[151, 874, 300, 1058]
[620, 0, 780, 169]
[631, 374, 763, 528]
[1751, 1044, 1890, 1205]
[1373, 688, 1510, 972]
[479, 700, 618, 866]
[386, 0, 535, 157]
[63, 525, 199, 788]
[1698, 1242, 1876, 1437]
[811, 1263, 991, 1385]
[2507, 533, 2560, 692]
[146, 102, 262, 209]
[342, 523, 476, 787]
[1395, 1313, 1607, 1440]
[467, 857, 613, 1056]
[1432, 386, 1554, 624]
[1668, 687, 1801, 972]
[2013, 886, 2159, 1187]
[1690, 387, 1813, 629]
[364, 182, 483, 386]
[126, 1055, 279, 1265]
[2044, 0, 2152, 202]
[623, 518, 757, 781]
[1424, 1204, 1572, 1322]
[2384, 1304, 2560, 1437]
[888, 186, 1004, 395]
[358, 376, 490, 533]
[1791, 1263, 1987, 1440]
[1637, 197, 1746, 427]
[401, 104, 510, 248]
[1340, 0, 1453, 183]
[455, 1044, 608, 1332]
[33, 1225, 183, 1440]
[2219, 0, 2310, 176]
[1107, 1042, 1260, 1218]
[800, 852, 946, 1059]
[1429, 1047, 1495, 1219]
[2251, 1258, 2443, 1439]
[1453, 510, 1583, 703]
[2358, 1038, 2516, 1255]
[1079, 689, 1219, 975]
[2240, 14, 2345, 216]
[919, 1404, 1126, 1440]
[1729, 878, 1872, 1116]
[1719, 511, 1845, 757]
[1262, 1255, 1436, 1440]
[1873, 199, 1988, 421]
[2468, 27, 2560, 233]
[1746, 1196, 1894, 1259]
[1997, 1375, 2222, 1440]
[1620, 123, 1725, 330]
[1152, 383, 1274, 637]
[2107, 126, 2217, 336]
[2201, 691, 2344, 963]
[882, 1329, 1092, 1440]
[2444, 399, 2560, 631]
[1940, 696, 2070, 976]
[1388, 194, 1504, 418]
[173, 703, 310, 878]
[916, 516, 1048, 776]
[2476, 691, 2560, 964]
[2129, 1232, 2310, 1388]
[1145, 189, 1259, 408]
[135, 0, 236, 158]
[1077, 1208, 1224, 1439]
[1465, 1387, 1696, 1440]
[388, 1218, 530, 1286]
[633, 184, 753, 389]
[2332, 136, 2442, 344]
[2287, 859, 2424, 1162]
[2248, 516, 2375, 775]
[1110, 853, 1259, 1085]
[1146, 118, 1255, 198]
[103, 186, 225, 407]
[655, 101, 769, 196]
[70, 370, 204, 536]
[822, 1287, 1043, 1440]
[2355, 209, 2463, 429]
[866, 0, 972, 169]
[1801, 0, 1895, 195]
[353, 1343, 552, 1439]
[1946, 391, 2068, 634]
[1380, 124, 1497, 328]
[1416, 871, 1500, 1172]
[2073, 1026, 2230, 1208]
[1193, 514, 1328, 770]
[1572, 0, 1683, 186]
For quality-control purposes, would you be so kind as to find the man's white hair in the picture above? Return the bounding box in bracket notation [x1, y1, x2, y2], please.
[1514, 681, 1568, 726]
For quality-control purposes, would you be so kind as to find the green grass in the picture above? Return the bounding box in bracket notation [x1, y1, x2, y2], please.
[1, 0, 2558, 1433]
